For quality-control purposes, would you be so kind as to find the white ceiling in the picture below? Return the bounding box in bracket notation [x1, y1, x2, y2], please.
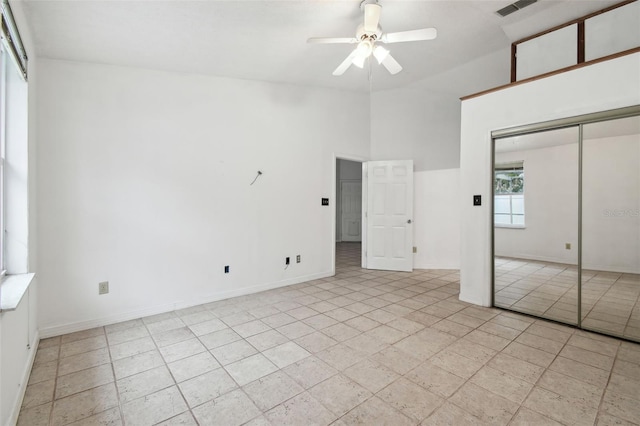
[20, 0, 621, 92]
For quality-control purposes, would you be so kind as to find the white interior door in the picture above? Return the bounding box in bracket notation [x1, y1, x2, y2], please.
[364, 160, 414, 272]
[341, 181, 362, 241]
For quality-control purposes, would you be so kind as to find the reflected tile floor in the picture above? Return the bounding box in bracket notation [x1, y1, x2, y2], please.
[20, 243, 640, 425]
[495, 257, 640, 341]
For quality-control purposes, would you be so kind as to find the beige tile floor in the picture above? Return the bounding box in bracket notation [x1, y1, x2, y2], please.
[19, 243, 640, 425]
[495, 257, 640, 341]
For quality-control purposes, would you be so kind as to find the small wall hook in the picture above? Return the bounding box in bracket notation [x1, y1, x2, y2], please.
[250, 170, 263, 186]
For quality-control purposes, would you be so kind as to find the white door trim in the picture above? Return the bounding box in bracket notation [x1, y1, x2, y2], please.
[362, 162, 369, 269]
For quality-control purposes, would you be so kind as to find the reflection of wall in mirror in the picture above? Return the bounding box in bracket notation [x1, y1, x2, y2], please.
[582, 134, 640, 274]
[495, 133, 640, 274]
[495, 141, 579, 265]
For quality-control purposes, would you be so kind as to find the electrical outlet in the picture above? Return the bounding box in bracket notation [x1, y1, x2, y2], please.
[224, 265, 230, 273]
[286, 257, 290, 265]
[98, 281, 109, 295]
[413, 246, 417, 253]
[296, 255, 301, 263]
[565, 243, 571, 250]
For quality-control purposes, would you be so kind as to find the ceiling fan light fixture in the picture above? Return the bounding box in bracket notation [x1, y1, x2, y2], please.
[373, 45, 389, 64]
[352, 54, 366, 68]
[355, 39, 373, 58]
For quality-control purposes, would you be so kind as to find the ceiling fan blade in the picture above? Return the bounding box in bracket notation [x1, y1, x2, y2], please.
[381, 28, 437, 43]
[381, 53, 402, 75]
[333, 49, 359, 76]
[307, 37, 358, 44]
[363, 3, 382, 33]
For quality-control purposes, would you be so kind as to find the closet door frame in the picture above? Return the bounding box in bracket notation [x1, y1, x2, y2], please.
[491, 104, 640, 336]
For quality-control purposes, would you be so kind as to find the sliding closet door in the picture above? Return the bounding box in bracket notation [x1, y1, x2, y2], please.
[581, 116, 640, 342]
[493, 127, 580, 324]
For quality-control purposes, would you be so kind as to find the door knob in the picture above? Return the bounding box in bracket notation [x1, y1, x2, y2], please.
[407, 219, 412, 224]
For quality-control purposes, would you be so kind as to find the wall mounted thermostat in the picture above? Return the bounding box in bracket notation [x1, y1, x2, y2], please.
[321, 198, 329, 206]
[473, 195, 481, 206]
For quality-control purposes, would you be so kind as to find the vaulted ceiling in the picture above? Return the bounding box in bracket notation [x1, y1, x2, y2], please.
[20, 0, 620, 92]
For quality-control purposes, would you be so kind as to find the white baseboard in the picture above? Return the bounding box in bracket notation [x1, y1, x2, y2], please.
[38, 271, 333, 339]
[414, 263, 460, 270]
[581, 263, 640, 275]
[458, 291, 489, 307]
[495, 253, 640, 274]
[495, 253, 575, 266]
[7, 330, 40, 426]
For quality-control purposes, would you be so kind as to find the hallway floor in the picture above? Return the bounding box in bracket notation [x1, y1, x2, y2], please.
[19, 243, 640, 425]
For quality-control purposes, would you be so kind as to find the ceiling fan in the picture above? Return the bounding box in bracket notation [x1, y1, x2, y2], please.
[307, 0, 437, 76]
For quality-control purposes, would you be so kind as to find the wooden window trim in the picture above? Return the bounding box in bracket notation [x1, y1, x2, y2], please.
[462, 47, 640, 101]
[510, 0, 637, 82]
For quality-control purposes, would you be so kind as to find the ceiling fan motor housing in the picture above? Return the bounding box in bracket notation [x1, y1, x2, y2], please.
[356, 23, 382, 41]
[360, 0, 379, 10]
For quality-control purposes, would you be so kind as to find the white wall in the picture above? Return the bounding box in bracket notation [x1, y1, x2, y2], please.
[370, 88, 462, 171]
[0, 287, 36, 426]
[413, 169, 460, 269]
[370, 48, 510, 172]
[460, 52, 640, 307]
[36, 59, 370, 337]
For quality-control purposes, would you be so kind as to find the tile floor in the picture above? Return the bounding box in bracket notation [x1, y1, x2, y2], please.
[19, 243, 640, 425]
[495, 257, 640, 341]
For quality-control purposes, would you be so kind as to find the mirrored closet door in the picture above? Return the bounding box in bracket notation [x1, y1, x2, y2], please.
[493, 106, 640, 342]
[581, 115, 640, 341]
[493, 127, 580, 325]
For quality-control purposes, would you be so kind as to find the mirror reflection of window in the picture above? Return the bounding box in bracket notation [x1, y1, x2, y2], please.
[495, 162, 525, 227]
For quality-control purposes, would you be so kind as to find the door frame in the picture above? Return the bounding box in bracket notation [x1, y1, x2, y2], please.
[331, 153, 368, 276]
[490, 104, 640, 336]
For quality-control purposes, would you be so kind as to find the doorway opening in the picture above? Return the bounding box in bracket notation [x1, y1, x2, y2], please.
[335, 158, 363, 270]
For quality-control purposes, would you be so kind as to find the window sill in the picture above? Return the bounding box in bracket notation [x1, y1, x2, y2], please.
[495, 224, 526, 229]
[0, 273, 35, 312]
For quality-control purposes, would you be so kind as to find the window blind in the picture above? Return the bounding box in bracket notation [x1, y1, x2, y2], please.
[1, 0, 27, 80]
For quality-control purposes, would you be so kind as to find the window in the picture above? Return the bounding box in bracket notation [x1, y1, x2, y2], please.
[1, 7, 29, 276]
[0, 43, 5, 273]
[495, 162, 524, 227]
